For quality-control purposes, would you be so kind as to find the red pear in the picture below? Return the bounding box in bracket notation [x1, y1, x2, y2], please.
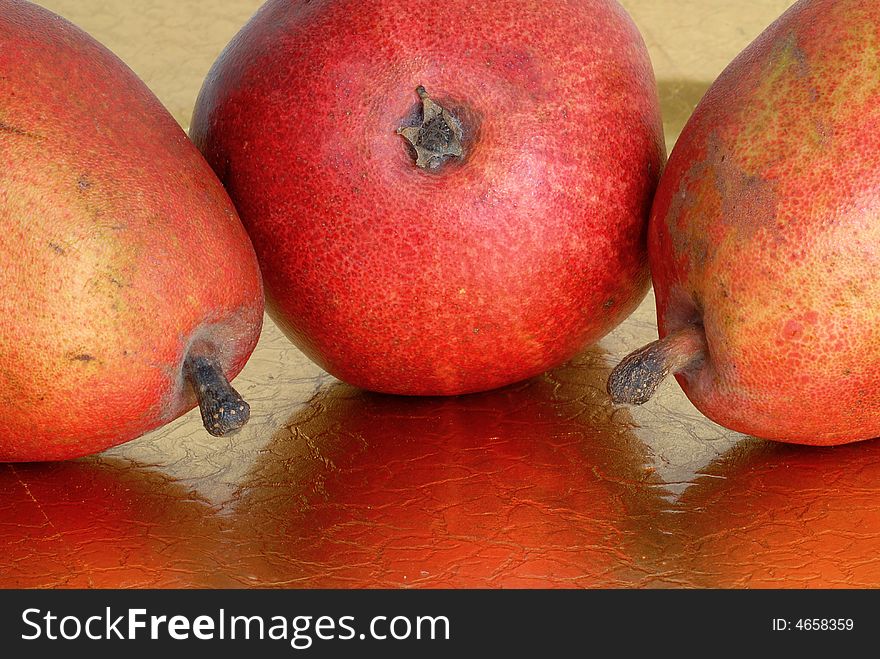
[0, 0, 264, 461]
[608, 0, 880, 445]
[191, 0, 664, 395]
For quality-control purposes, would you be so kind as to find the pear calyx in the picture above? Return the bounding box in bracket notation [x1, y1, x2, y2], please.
[397, 86, 464, 170]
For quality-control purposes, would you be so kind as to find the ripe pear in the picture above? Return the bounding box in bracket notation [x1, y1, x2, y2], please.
[0, 0, 263, 461]
[608, 0, 880, 445]
[190, 0, 664, 396]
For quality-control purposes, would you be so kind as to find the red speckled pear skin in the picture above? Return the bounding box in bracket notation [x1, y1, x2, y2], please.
[648, 0, 880, 445]
[191, 0, 664, 396]
[0, 1, 264, 462]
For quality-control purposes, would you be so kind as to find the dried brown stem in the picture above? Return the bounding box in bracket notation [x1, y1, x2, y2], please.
[607, 325, 708, 405]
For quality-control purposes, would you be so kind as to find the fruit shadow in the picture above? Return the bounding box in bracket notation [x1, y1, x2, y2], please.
[222, 347, 681, 588]
[670, 437, 880, 588]
[0, 457, 238, 588]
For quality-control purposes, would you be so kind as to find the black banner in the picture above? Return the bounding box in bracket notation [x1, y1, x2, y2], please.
[0, 589, 873, 655]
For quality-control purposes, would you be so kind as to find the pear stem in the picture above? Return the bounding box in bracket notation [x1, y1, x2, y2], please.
[607, 324, 708, 405]
[183, 349, 250, 437]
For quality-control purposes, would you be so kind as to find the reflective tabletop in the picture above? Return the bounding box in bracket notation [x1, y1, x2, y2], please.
[6, 0, 873, 590]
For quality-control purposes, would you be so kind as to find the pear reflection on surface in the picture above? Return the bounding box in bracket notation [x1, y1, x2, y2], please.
[676, 439, 880, 588]
[229, 349, 666, 588]
[0, 458, 234, 588]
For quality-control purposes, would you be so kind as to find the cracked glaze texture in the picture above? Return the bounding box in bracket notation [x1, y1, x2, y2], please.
[6, 0, 880, 589]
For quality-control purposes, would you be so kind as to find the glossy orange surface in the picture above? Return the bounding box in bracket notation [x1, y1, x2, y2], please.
[5, 0, 880, 589]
